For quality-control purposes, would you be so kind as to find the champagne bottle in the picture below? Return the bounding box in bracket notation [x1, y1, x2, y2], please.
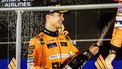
[62, 50, 94, 69]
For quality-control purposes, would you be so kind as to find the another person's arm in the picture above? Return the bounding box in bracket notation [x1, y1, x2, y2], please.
[105, 50, 116, 69]
[105, 28, 121, 69]
[105, 44, 120, 69]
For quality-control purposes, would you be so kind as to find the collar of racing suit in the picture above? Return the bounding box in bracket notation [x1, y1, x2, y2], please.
[42, 27, 59, 37]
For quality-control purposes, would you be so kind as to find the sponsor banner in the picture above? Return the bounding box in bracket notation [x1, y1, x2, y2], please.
[1, 0, 34, 7]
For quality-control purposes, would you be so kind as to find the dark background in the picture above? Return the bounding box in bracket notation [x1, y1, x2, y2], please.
[0, 0, 121, 63]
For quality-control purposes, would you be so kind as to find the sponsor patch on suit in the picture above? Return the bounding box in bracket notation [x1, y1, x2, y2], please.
[60, 42, 67, 46]
[47, 42, 57, 48]
[29, 45, 35, 49]
[28, 50, 33, 54]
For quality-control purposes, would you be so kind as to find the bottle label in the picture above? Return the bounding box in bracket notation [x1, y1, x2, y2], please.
[63, 65, 72, 69]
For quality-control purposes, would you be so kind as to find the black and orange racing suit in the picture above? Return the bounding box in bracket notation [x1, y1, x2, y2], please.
[27, 28, 79, 69]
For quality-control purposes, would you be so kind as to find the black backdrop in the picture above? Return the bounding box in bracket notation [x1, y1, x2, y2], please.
[0, 0, 121, 61]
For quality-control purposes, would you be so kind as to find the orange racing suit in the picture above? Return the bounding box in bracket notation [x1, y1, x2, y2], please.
[27, 28, 79, 69]
[111, 0, 122, 48]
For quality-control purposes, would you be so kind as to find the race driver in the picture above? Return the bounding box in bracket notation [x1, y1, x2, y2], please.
[27, 2, 100, 69]
[27, 3, 79, 69]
